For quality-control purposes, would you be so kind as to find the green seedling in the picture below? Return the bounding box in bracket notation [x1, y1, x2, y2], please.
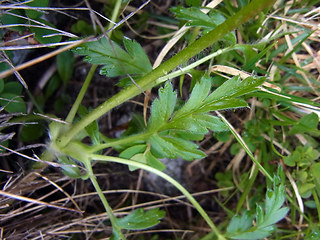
[8, 0, 320, 239]
[41, 1, 282, 239]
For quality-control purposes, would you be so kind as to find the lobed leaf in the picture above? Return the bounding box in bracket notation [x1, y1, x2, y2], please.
[171, 6, 236, 44]
[121, 74, 264, 166]
[205, 75, 265, 103]
[227, 182, 288, 239]
[226, 211, 254, 234]
[74, 37, 152, 77]
[171, 7, 213, 28]
[148, 82, 177, 131]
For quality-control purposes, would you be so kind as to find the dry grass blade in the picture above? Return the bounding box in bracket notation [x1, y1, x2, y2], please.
[209, 64, 282, 91]
[0, 37, 91, 79]
[0, 190, 83, 213]
[33, 172, 82, 213]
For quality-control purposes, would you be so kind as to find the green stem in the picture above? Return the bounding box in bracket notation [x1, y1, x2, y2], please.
[313, 183, 320, 224]
[107, 0, 122, 32]
[90, 154, 226, 240]
[85, 160, 125, 239]
[65, 64, 97, 123]
[236, 161, 259, 213]
[89, 131, 152, 153]
[65, 0, 120, 124]
[57, 0, 276, 147]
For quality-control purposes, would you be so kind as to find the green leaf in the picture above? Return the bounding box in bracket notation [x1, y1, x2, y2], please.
[25, 0, 49, 19]
[4, 81, 23, 95]
[116, 208, 165, 230]
[58, 156, 82, 179]
[30, 19, 62, 44]
[0, 93, 26, 113]
[44, 74, 61, 99]
[205, 75, 265, 103]
[306, 230, 320, 240]
[0, 9, 26, 31]
[148, 82, 177, 131]
[149, 134, 206, 160]
[74, 37, 152, 77]
[54, 93, 70, 113]
[174, 75, 212, 116]
[231, 227, 273, 240]
[226, 211, 254, 234]
[120, 74, 263, 164]
[166, 113, 228, 135]
[130, 153, 148, 171]
[71, 20, 97, 35]
[144, 75, 261, 161]
[201, 98, 249, 112]
[170, 7, 236, 44]
[289, 113, 319, 136]
[20, 123, 45, 142]
[119, 144, 147, 159]
[145, 151, 166, 171]
[186, 0, 201, 7]
[298, 183, 315, 198]
[227, 182, 288, 239]
[311, 163, 320, 178]
[171, 7, 213, 28]
[285, 146, 319, 168]
[57, 50, 74, 85]
[0, 79, 4, 93]
[120, 145, 165, 171]
[121, 114, 146, 137]
[283, 153, 298, 167]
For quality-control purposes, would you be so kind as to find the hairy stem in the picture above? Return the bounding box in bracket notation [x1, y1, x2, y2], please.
[57, 0, 276, 147]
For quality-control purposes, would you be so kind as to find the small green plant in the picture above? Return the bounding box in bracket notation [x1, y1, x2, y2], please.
[40, 0, 285, 239]
[3, 0, 320, 239]
[226, 169, 289, 240]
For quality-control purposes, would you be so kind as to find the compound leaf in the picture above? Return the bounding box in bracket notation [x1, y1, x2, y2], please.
[122, 74, 264, 166]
